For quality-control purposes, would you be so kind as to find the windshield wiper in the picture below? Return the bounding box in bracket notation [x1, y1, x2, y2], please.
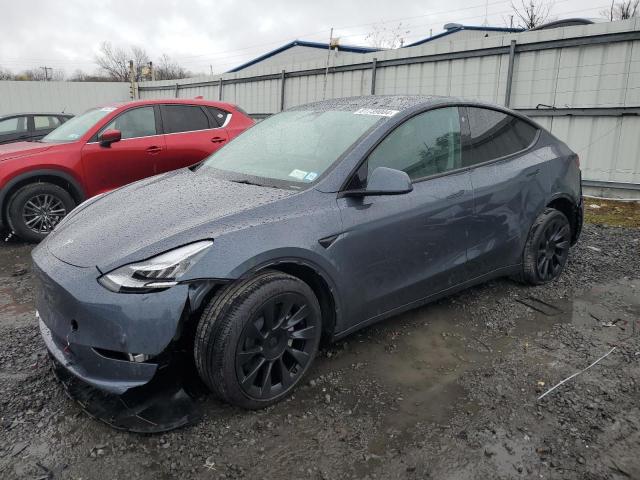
[230, 179, 263, 187]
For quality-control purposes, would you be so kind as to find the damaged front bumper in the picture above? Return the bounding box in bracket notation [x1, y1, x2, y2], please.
[33, 246, 190, 394]
[32, 245, 205, 432]
[39, 318, 158, 394]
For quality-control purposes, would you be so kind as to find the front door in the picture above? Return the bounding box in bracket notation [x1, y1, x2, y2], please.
[331, 107, 474, 327]
[81, 106, 166, 196]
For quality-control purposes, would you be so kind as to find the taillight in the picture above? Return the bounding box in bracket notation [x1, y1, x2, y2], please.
[574, 155, 580, 168]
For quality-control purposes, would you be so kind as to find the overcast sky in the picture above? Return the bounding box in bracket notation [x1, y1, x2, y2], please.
[1, 0, 609, 76]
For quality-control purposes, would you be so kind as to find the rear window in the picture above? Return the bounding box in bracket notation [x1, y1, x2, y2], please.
[207, 107, 229, 127]
[162, 105, 210, 134]
[462, 107, 538, 167]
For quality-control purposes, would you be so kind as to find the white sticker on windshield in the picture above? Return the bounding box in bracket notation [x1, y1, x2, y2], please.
[353, 108, 399, 117]
[288, 169, 308, 180]
[99, 107, 117, 112]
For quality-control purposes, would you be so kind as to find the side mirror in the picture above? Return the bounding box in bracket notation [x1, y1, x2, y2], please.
[343, 167, 413, 197]
[99, 129, 121, 147]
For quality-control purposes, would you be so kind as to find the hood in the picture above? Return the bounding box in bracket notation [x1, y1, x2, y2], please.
[46, 169, 295, 270]
[0, 141, 56, 161]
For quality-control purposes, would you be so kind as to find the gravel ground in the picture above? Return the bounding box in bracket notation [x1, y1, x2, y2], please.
[0, 223, 639, 480]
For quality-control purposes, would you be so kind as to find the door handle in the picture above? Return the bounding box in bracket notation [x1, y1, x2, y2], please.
[211, 136, 227, 144]
[146, 146, 162, 154]
[446, 189, 465, 200]
[526, 168, 540, 177]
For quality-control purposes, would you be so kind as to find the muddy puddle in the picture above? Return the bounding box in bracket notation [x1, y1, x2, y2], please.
[0, 241, 34, 324]
[311, 278, 639, 470]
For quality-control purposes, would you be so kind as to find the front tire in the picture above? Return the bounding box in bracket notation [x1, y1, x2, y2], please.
[194, 270, 322, 409]
[6, 182, 75, 243]
[522, 208, 571, 285]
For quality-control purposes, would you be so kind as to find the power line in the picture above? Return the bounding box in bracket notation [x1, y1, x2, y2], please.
[0, 0, 544, 66]
[0, 1, 612, 73]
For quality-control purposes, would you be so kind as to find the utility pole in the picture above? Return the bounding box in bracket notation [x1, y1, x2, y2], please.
[322, 27, 334, 100]
[149, 61, 155, 81]
[510, 15, 514, 28]
[129, 60, 136, 99]
[40, 66, 52, 81]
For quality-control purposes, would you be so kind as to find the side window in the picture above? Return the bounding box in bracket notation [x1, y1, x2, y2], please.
[34, 115, 62, 131]
[207, 107, 229, 127]
[162, 105, 210, 134]
[0, 117, 27, 134]
[462, 107, 538, 167]
[367, 107, 461, 181]
[103, 107, 156, 139]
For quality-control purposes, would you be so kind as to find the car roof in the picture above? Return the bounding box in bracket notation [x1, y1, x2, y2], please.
[0, 112, 74, 119]
[99, 98, 238, 111]
[287, 95, 462, 113]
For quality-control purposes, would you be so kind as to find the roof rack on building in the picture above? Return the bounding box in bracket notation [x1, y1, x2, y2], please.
[228, 40, 379, 73]
[529, 18, 595, 31]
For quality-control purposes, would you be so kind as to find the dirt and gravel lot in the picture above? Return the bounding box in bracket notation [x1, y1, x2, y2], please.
[1, 213, 639, 479]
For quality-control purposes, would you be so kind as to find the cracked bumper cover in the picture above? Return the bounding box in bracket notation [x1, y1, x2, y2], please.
[39, 318, 158, 394]
[33, 245, 190, 395]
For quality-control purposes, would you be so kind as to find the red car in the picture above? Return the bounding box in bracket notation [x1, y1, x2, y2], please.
[0, 99, 254, 242]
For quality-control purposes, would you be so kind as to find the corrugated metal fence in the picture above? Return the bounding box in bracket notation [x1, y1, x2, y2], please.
[0, 81, 130, 116]
[139, 18, 640, 196]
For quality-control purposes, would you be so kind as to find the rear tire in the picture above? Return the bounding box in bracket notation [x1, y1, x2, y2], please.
[6, 182, 75, 243]
[521, 208, 571, 285]
[194, 270, 322, 409]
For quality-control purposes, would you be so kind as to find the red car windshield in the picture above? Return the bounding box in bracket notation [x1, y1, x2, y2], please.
[41, 107, 116, 143]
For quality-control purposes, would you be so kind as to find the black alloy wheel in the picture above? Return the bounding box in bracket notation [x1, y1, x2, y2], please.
[235, 293, 317, 400]
[535, 216, 571, 281]
[521, 208, 572, 285]
[194, 270, 322, 409]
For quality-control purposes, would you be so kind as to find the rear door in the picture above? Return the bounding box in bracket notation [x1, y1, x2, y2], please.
[0, 116, 29, 144]
[332, 107, 474, 324]
[31, 115, 63, 141]
[160, 104, 229, 171]
[461, 106, 542, 277]
[81, 105, 167, 195]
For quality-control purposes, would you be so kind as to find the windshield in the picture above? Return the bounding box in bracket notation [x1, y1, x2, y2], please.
[199, 110, 381, 187]
[41, 107, 116, 143]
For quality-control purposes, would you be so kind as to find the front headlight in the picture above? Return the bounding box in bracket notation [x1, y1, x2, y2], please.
[98, 241, 213, 293]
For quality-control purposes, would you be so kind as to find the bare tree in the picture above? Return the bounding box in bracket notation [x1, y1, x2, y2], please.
[155, 54, 189, 80]
[365, 22, 411, 49]
[13, 68, 64, 81]
[0, 66, 13, 80]
[601, 0, 639, 20]
[68, 69, 112, 82]
[511, 0, 553, 29]
[95, 42, 150, 81]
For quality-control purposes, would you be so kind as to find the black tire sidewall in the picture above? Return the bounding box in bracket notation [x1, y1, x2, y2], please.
[195, 271, 322, 409]
[522, 208, 570, 285]
[7, 183, 75, 243]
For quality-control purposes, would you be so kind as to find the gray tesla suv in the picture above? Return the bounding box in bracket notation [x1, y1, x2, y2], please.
[33, 95, 583, 414]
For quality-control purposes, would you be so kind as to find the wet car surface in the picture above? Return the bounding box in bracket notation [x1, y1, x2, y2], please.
[1, 221, 639, 479]
[30, 95, 584, 424]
